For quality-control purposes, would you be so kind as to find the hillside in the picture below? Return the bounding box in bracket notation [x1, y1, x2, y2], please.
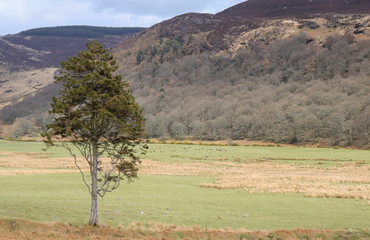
[112, 5, 370, 69]
[0, 26, 145, 109]
[217, 0, 370, 18]
[1, 0, 369, 146]
[111, 0, 370, 146]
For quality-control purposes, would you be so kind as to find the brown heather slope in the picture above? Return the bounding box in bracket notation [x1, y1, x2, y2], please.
[217, 0, 370, 18]
[0, 29, 143, 109]
[113, 0, 370, 66]
[112, 0, 370, 75]
[115, 0, 370, 47]
[0, 36, 121, 108]
[0, 35, 130, 72]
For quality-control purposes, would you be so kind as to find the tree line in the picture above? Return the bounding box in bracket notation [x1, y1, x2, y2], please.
[19, 26, 146, 38]
[125, 33, 370, 146]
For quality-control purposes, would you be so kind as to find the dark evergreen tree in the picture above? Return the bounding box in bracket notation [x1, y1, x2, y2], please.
[44, 41, 147, 226]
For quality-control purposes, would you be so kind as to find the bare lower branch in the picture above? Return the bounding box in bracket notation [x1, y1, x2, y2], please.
[64, 143, 92, 195]
[98, 175, 121, 197]
[97, 144, 120, 193]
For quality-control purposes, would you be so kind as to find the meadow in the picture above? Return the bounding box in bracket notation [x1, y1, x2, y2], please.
[0, 139, 369, 238]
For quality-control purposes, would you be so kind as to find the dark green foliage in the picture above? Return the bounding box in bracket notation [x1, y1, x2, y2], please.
[137, 50, 145, 65]
[150, 45, 158, 57]
[47, 41, 145, 144]
[187, 35, 195, 44]
[44, 41, 146, 226]
[19, 26, 146, 38]
[159, 37, 183, 55]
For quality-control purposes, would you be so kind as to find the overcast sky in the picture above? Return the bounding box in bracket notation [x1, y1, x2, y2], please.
[0, 0, 244, 35]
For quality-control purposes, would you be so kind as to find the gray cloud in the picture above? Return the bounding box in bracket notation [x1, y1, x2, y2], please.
[0, 0, 243, 35]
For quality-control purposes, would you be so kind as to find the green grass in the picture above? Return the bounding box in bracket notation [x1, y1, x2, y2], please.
[0, 140, 369, 230]
[146, 144, 369, 166]
[0, 140, 67, 158]
[1, 140, 368, 165]
[0, 173, 369, 230]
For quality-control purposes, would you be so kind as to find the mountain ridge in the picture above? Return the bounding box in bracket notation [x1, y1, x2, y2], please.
[217, 0, 370, 18]
[19, 25, 146, 38]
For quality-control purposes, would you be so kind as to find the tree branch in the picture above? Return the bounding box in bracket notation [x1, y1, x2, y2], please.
[64, 143, 92, 195]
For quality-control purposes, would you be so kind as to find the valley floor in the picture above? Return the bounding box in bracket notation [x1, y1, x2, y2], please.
[0, 140, 369, 238]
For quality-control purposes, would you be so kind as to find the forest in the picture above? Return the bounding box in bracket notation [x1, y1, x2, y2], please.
[19, 26, 146, 38]
[125, 32, 370, 146]
[1, 32, 369, 146]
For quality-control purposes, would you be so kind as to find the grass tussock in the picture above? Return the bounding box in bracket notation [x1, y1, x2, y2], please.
[1, 218, 369, 240]
[139, 160, 370, 201]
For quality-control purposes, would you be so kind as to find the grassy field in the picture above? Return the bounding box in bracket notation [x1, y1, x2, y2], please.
[0, 139, 369, 233]
[146, 143, 370, 165]
[1, 140, 369, 163]
[0, 173, 369, 230]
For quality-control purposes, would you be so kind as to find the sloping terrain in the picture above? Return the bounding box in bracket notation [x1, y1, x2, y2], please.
[0, 35, 124, 71]
[217, 0, 370, 18]
[1, 0, 369, 146]
[109, 0, 370, 146]
[0, 26, 145, 109]
[112, 1, 370, 70]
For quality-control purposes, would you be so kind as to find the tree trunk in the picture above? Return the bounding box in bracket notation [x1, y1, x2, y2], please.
[89, 142, 99, 226]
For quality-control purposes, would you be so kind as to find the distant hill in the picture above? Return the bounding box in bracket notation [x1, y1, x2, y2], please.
[19, 26, 146, 38]
[0, 25, 145, 112]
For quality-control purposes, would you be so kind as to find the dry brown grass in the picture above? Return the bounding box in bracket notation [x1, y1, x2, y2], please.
[1, 150, 369, 200]
[0, 218, 368, 240]
[148, 138, 295, 147]
[0, 151, 104, 175]
[229, 16, 370, 52]
[139, 160, 370, 201]
[0, 152, 85, 175]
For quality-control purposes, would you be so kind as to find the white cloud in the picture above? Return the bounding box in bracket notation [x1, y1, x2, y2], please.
[0, 0, 95, 34]
[91, 0, 243, 16]
[201, 0, 241, 13]
[0, 0, 244, 35]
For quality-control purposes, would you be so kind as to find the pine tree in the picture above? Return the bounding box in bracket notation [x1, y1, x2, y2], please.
[44, 41, 147, 226]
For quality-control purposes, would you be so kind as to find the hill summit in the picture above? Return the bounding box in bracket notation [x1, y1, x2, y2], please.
[217, 0, 370, 18]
